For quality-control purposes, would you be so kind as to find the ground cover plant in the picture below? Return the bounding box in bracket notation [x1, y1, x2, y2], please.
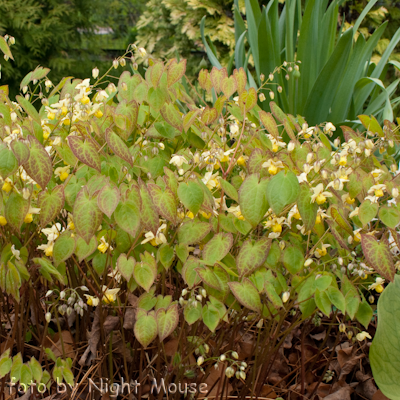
[1, 31, 400, 399]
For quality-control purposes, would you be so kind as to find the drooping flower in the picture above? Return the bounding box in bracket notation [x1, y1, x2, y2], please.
[141, 223, 167, 246]
[262, 159, 284, 175]
[84, 294, 100, 307]
[310, 184, 333, 205]
[11, 245, 21, 261]
[102, 286, 120, 303]
[98, 236, 113, 254]
[169, 154, 188, 168]
[356, 331, 372, 341]
[54, 165, 70, 182]
[368, 277, 385, 293]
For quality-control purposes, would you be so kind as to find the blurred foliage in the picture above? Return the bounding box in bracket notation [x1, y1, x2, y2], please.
[135, 0, 242, 77]
[341, 0, 400, 65]
[0, 0, 146, 100]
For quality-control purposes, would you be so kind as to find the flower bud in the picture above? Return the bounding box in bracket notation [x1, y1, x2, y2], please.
[269, 91, 275, 100]
[277, 86, 282, 93]
[260, 73, 265, 81]
[369, 295, 375, 303]
[365, 139, 374, 149]
[338, 257, 343, 265]
[45, 312, 52, 323]
[239, 371, 246, 380]
[196, 294, 202, 302]
[182, 289, 188, 296]
[269, 73, 274, 81]
[92, 67, 99, 79]
[225, 366, 235, 378]
[232, 351, 239, 359]
[138, 47, 147, 57]
[339, 323, 346, 333]
[45, 290, 53, 297]
[113, 59, 119, 69]
[197, 356, 204, 366]
[347, 330, 353, 340]
[120, 58, 126, 67]
[288, 141, 295, 152]
[259, 93, 266, 102]
[282, 291, 290, 303]
[220, 354, 226, 361]
[201, 289, 207, 298]
[304, 258, 313, 267]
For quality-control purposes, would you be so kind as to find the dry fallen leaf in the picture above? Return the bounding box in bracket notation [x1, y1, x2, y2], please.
[323, 385, 353, 400]
[79, 309, 119, 365]
[355, 371, 377, 399]
[49, 330, 75, 358]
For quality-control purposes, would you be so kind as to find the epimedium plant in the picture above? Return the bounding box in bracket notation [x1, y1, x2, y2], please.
[0, 40, 400, 397]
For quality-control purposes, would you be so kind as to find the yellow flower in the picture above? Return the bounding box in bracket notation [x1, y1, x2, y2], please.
[310, 183, 333, 204]
[218, 149, 235, 163]
[375, 284, 384, 293]
[354, 232, 361, 242]
[236, 155, 247, 166]
[316, 215, 322, 224]
[84, 294, 100, 307]
[141, 223, 167, 246]
[95, 109, 103, 118]
[316, 194, 326, 204]
[0, 216, 7, 226]
[2, 180, 12, 193]
[54, 165, 70, 182]
[47, 112, 56, 120]
[368, 184, 386, 199]
[315, 244, 331, 258]
[102, 286, 120, 304]
[44, 244, 54, 257]
[338, 156, 347, 166]
[61, 106, 68, 115]
[262, 159, 284, 175]
[43, 130, 50, 140]
[187, 211, 195, 219]
[80, 96, 90, 105]
[200, 211, 212, 219]
[62, 118, 70, 126]
[24, 214, 33, 224]
[368, 277, 385, 293]
[227, 205, 245, 220]
[272, 223, 282, 233]
[98, 236, 112, 253]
